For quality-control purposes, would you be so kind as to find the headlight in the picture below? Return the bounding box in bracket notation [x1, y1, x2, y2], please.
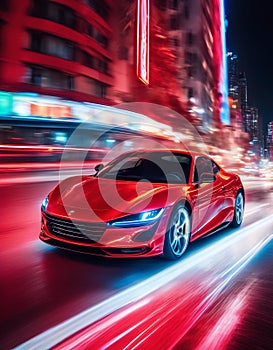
[108, 208, 164, 227]
[41, 197, 49, 212]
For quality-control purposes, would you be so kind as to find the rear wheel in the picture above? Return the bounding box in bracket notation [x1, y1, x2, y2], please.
[230, 191, 244, 227]
[163, 205, 191, 260]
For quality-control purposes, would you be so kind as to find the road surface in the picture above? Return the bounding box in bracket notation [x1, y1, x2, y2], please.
[1, 171, 273, 349]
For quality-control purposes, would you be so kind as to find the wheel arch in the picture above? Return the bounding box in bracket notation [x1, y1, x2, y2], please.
[236, 187, 245, 204]
[172, 199, 192, 216]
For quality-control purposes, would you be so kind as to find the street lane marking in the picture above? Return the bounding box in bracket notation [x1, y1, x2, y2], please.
[244, 203, 270, 218]
[99, 235, 272, 349]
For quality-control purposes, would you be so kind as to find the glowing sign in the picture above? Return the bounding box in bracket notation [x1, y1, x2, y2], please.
[0, 91, 13, 116]
[30, 103, 72, 119]
[219, 0, 229, 124]
[137, 0, 149, 85]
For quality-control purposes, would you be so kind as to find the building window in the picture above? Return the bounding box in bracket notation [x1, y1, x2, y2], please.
[78, 18, 108, 48]
[169, 15, 180, 30]
[186, 32, 194, 46]
[94, 81, 107, 98]
[78, 18, 94, 38]
[25, 65, 74, 90]
[184, 5, 189, 20]
[47, 2, 76, 29]
[77, 49, 109, 74]
[77, 49, 94, 69]
[30, 0, 48, 18]
[97, 58, 109, 74]
[30, 1, 76, 29]
[93, 27, 108, 48]
[84, 0, 110, 20]
[30, 0, 108, 48]
[80, 76, 108, 98]
[29, 31, 75, 60]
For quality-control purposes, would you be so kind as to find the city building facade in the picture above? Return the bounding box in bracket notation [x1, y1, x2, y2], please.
[267, 121, 273, 161]
[227, 52, 239, 103]
[111, 0, 229, 132]
[0, 0, 113, 104]
[0, 0, 229, 135]
[237, 71, 248, 130]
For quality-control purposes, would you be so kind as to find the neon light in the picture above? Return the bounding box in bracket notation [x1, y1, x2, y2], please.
[211, 0, 230, 125]
[219, 0, 230, 124]
[137, 0, 149, 85]
[30, 103, 72, 119]
[109, 208, 164, 227]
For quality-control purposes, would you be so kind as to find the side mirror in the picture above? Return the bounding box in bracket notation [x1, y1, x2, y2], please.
[199, 172, 215, 184]
[94, 163, 104, 173]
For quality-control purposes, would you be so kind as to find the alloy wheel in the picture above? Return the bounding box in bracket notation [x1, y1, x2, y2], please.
[169, 207, 190, 256]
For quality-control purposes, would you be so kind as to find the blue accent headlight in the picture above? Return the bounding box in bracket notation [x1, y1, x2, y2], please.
[41, 197, 49, 212]
[108, 208, 164, 227]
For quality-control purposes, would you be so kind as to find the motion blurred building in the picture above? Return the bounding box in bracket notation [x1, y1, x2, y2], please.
[227, 52, 239, 103]
[111, 0, 229, 131]
[0, 0, 113, 104]
[244, 107, 260, 143]
[227, 53, 262, 155]
[238, 72, 248, 130]
[267, 121, 273, 161]
[0, 0, 229, 135]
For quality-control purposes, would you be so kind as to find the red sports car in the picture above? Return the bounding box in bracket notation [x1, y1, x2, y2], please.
[40, 149, 244, 259]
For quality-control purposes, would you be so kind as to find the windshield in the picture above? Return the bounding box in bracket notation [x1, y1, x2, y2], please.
[97, 151, 192, 184]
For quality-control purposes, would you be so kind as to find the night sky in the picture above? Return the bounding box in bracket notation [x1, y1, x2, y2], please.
[226, 0, 273, 131]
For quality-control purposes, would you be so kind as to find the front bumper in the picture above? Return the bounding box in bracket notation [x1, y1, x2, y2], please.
[40, 208, 171, 258]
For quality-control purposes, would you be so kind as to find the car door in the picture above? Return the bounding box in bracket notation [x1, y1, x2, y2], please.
[191, 156, 226, 238]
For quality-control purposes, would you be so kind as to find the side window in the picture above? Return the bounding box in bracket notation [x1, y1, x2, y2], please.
[212, 161, 220, 175]
[193, 157, 214, 183]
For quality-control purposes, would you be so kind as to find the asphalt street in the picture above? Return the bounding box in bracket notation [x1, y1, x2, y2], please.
[1, 172, 273, 349]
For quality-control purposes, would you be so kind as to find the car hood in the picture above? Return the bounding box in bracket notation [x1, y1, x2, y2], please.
[47, 176, 188, 222]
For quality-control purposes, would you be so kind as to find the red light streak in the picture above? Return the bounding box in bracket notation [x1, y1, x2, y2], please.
[137, 0, 150, 85]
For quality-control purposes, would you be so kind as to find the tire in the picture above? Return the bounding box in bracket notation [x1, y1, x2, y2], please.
[163, 205, 191, 260]
[230, 191, 244, 228]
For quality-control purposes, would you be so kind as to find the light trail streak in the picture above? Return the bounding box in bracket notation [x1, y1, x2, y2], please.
[117, 236, 272, 350]
[16, 215, 273, 350]
[194, 280, 254, 350]
[244, 203, 270, 218]
[0, 144, 106, 152]
[57, 299, 151, 350]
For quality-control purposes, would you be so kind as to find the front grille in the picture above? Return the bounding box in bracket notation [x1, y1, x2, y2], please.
[44, 212, 106, 243]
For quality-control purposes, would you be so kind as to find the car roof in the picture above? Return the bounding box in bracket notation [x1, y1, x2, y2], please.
[125, 149, 210, 159]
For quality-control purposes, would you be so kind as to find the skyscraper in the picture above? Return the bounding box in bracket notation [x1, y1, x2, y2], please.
[238, 72, 248, 131]
[245, 107, 260, 142]
[227, 52, 239, 102]
[267, 121, 273, 161]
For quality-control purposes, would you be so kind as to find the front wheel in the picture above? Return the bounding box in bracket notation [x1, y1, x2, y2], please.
[230, 191, 244, 227]
[163, 205, 191, 260]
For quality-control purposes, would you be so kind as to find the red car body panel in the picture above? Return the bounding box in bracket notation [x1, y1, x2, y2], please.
[40, 150, 244, 258]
